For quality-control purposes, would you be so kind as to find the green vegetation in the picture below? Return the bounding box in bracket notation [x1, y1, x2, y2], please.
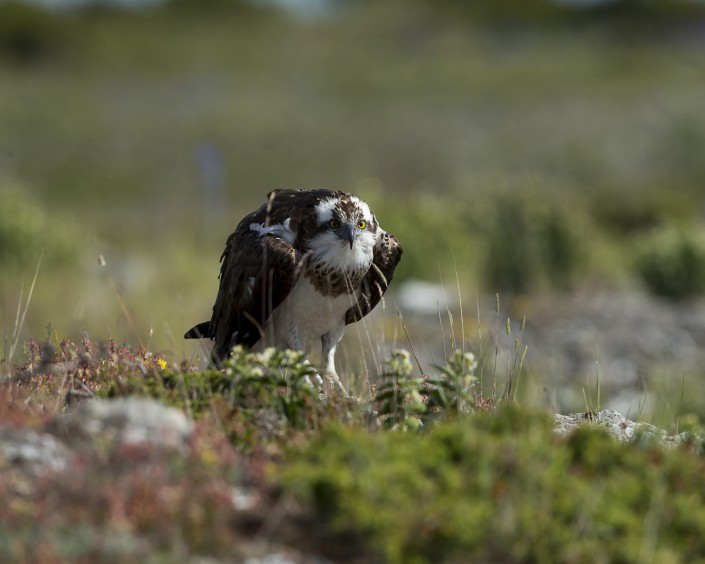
[0, 184, 80, 269]
[0, 1, 76, 63]
[281, 414, 705, 563]
[481, 189, 588, 293]
[2, 338, 705, 562]
[102, 345, 348, 448]
[635, 223, 705, 300]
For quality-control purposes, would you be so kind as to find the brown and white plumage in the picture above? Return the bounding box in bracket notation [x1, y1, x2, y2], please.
[185, 189, 402, 389]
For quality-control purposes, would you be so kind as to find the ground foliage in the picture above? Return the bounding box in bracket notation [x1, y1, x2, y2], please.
[1, 337, 705, 562]
[281, 414, 705, 563]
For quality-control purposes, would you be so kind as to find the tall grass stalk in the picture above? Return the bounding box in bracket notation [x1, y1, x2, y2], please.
[349, 305, 378, 396]
[475, 287, 485, 395]
[632, 378, 650, 423]
[594, 335, 601, 411]
[438, 303, 448, 361]
[397, 309, 424, 375]
[581, 388, 594, 420]
[438, 261, 457, 352]
[581, 335, 602, 416]
[452, 251, 466, 359]
[676, 373, 686, 434]
[5, 250, 43, 371]
[492, 293, 500, 403]
[501, 315, 527, 404]
[100, 254, 144, 349]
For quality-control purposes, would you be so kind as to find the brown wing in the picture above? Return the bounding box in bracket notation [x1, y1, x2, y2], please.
[346, 230, 403, 325]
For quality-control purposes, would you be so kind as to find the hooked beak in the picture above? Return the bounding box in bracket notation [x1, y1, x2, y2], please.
[336, 224, 356, 249]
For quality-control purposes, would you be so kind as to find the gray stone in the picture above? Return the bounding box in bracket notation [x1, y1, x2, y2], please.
[51, 398, 194, 451]
[525, 292, 705, 409]
[0, 426, 73, 474]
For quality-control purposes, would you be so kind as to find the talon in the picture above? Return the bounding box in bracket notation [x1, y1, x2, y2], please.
[323, 371, 348, 397]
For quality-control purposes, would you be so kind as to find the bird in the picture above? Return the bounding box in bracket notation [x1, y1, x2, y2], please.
[184, 188, 403, 392]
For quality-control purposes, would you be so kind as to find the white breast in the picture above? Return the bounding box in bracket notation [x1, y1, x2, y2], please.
[253, 276, 358, 353]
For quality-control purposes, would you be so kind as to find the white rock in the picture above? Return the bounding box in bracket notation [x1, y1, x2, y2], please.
[0, 426, 72, 474]
[57, 398, 194, 450]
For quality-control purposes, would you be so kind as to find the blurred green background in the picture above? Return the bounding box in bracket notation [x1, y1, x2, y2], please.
[3, 0, 705, 415]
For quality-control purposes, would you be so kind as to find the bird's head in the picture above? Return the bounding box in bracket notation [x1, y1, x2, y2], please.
[308, 193, 377, 271]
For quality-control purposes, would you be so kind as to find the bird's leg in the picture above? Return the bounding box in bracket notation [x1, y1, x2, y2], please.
[321, 327, 347, 396]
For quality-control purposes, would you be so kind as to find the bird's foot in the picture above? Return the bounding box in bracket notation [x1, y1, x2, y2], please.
[322, 369, 348, 398]
[303, 374, 324, 388]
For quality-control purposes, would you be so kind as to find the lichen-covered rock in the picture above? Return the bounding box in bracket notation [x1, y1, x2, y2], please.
[555, 409, 697, 450]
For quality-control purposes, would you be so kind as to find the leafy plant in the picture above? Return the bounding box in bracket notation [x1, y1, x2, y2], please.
[374, 349, 426, 431]
[421, 349, 477, 419]
[375, 349, 483, 429]
[103, 346, 327, 447]
[221, 346, 324, 430]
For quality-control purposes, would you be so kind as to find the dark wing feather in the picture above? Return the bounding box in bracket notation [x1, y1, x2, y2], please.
[184, 322, 210, 339]
[209, 229, 301, 363]
[346, 231, 403, 325]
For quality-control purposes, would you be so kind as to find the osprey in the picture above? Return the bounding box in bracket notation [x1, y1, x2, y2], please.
[185, 189, 402, 391]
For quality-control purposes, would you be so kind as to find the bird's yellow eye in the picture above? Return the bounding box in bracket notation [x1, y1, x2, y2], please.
[328, 219, 340, 229]
[358, 220, 367, 229]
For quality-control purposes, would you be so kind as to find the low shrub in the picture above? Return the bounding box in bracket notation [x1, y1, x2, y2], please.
[483, 192, 586, 293]
[635, 223, 705, 300]
[280, 407, 705, 563]
[0, 1, 72, 63]
[0, 183, 80, 269]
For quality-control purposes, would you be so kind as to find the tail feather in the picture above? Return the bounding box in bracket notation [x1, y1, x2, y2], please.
[184, 321, 211, 339]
